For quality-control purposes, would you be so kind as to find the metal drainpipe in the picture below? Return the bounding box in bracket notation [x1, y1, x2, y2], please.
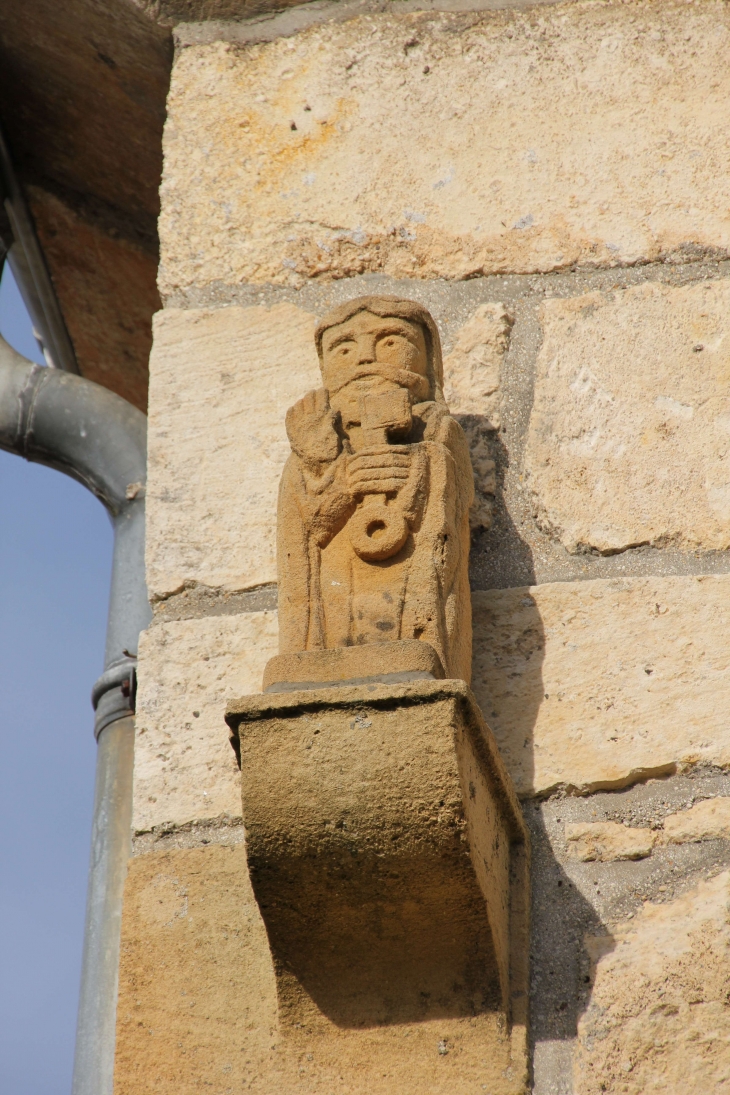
[0, 331, 150, 1095]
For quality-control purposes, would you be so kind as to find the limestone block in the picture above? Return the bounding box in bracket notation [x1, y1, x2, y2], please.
[565, 821, 656, 862]
[134, 611, 278, 832]
[525, 279, 730, 554]
[471, 574, 730, 797]
[135, 575, 730, 825]
[114, 845, 278, 1094]
[663, 796, 730, 844]
[443, 303, 512, 426]
[575, 871, 730, 1094]
[146, 303, 320, 598]
[443, 302, 510, 532]
[160, 3, 730, 292]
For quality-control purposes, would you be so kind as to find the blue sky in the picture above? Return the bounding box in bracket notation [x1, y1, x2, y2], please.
[0, 265, 113, 1094]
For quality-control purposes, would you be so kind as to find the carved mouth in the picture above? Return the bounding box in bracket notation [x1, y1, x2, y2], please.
[328, 364, 427, 397]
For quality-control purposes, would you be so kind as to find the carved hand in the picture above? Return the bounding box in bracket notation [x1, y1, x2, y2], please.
[347, 445, 412, 497]
[286, 388, 340, 467]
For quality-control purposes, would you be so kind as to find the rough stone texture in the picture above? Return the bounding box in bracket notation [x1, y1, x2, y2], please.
[115, 838, 525, 1094]
[276, 297, 474, 680]
[463, 418, 497, 532]
[146, 302, 321, 598]
[565, 821, 655, 862]
[472, 574, 730, 797]
[565, 800, 730, 861]
[141, 0, 305, 20]
[157, 263, 730, 593]
[226, 677, 529, 1094]
[114, 845, 279, 1095]
[136, 575, 730, 831]
[527, 775, 730, 1095]
[160, 2, 730, 293]
[663, 796, 730, 845]
[444, 302, 509, 532]
[263, 638, 445, 690]
[151, 581, 278, 625]
[146, 301, 506, 598]
[575, 870, 730, 1094]
[133, 611, 278, 832]
[443, 302, 511, 425]
[525, 278, 730, 555]
[156, 0, 569, 29]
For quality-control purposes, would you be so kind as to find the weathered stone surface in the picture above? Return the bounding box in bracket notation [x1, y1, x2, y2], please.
[146, 303, 321, 598]
[443, 302, 511, 426]
[663, 796, 730, 845]
[443, 302, 508, 532]
[462, 418, 497, 532]
[575, 870, 730, 1094]
[135, 576, 730, 828]
[471, 574, 730, 797]
[114, 845, 278, 1095]
[565, 821, 655, 862]
[263, 638, 445, 691]
[115, 839, 525, 1095]
[525, 278, 730, 554]
[134, 612, 278, 832]
[226, 677, 529, 1094]
[275, 296, 474, 681]
[146, 301, 504, 598]
[160, 2, 730, 292]
[141, 0, 305, 21]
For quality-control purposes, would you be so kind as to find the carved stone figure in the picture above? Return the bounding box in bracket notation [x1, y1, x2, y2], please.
[275, 295, 475, 682]
[229, 296, 529, 1093]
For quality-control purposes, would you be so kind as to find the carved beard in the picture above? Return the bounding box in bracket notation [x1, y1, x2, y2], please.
[326, 362, 431, 402]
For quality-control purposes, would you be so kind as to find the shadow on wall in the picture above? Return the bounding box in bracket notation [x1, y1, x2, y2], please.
[253, 847, 506, 1029]
[469, 428, 612, 1071]
[470, 429, 538, 591]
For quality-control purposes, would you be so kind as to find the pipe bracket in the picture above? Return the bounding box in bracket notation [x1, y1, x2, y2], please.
[92, 657, 137, 740]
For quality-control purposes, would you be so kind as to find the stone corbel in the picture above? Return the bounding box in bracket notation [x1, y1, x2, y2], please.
[227, 677, 529, 1094]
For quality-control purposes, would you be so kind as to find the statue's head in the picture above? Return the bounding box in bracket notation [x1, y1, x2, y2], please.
[314, 296, 445, 427]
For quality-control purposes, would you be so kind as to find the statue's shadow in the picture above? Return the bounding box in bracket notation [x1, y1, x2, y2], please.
[468, 424, 611, 1081]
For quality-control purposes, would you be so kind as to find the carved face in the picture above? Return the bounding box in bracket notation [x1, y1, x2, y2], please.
[321, 311, 430, 428]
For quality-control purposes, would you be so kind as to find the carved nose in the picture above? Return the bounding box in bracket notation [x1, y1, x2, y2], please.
[356, 337, 377, 364]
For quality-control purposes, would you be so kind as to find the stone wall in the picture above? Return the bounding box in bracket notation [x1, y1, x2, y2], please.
[118, 2, 730, 1092]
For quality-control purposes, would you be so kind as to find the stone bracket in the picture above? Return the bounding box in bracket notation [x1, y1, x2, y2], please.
[227, 678, 530, 1094]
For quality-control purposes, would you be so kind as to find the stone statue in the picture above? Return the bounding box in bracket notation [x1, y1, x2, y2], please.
[276, 295, 474, 682]
[231, 304, 529, 1092]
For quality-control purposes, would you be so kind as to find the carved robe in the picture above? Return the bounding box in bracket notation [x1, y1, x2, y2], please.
[277, 399, 474, 682]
